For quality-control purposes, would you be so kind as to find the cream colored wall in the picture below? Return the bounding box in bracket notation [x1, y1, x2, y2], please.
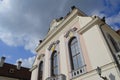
[43, 49, 50, 80]
[59, 34, 69, 80]
[31, 16, 85, 80]
[56, 17, 94, 80]
[31, 13, 120, 80]
[0, 76, 19, 80]
[79, 35, 92, 72]
[31, 66, 38, 80]
[78, 16, 92, 29]
[82, 25, 113, 69]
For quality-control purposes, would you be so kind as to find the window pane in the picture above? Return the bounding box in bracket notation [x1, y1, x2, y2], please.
[71, 46, 76, 56]
[54, 67, 58, 75]
[51, 51, 58, 76]
[77, 54, 83, 67]
[38, 61, 43, 80]
[54, 55, 58, 67]
[73, 57, 78, 70]
[40, 62, 43, 71]
[76, 44, 80, 54]
[69, 37, 84, 70]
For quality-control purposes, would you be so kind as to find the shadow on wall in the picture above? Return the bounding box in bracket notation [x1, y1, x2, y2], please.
[109, 73, 115, 80]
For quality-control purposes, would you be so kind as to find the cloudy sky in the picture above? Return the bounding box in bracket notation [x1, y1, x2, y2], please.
[0, 0, 120, 68]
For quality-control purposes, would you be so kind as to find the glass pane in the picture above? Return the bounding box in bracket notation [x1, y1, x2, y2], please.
[54, 55, 58, 67]
[73, 57, 78, 70]
[71, 46, 76, 56]
[52, 51, 59, 76]
[75, 44, 78, 54]
[77, 54, 83, 67]
[40, 62, 43, 71]
[56, 56, 58, 66]
[69, 37, 84, 70]
[54, 67, 58, 75]
[38, 62, 43, 80]
[71, 39, 75, 44]
[76, 44, 80, 54]
[53, 57, 56, 67]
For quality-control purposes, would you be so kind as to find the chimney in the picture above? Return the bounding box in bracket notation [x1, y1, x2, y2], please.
[0, 56, 6, 67]
[17, 61, 22, 70]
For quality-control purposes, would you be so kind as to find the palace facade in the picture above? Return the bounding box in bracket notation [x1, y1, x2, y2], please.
[30, 6, 120, 80]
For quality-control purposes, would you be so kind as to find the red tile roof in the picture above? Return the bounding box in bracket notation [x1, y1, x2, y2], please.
[0, 63, 31, 80]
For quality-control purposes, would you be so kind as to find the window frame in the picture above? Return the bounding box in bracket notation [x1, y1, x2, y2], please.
[51, 50, 59, 76]
[38, 61, 43, 80]
[68, 36, 85, 71]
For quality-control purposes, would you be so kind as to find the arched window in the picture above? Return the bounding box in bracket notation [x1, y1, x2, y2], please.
[69, 37, 83, 70]
[38, 61, 43, 80]
[51, 51, 58, 76]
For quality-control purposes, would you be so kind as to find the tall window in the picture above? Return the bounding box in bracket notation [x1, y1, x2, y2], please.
[107, 34, 120, 52]
[38, 61, 43, 80]
[69, 37, 83, 70]
[51, 51, 58, 76]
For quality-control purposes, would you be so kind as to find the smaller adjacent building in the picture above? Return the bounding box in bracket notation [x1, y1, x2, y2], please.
[0, 56, 31, 80]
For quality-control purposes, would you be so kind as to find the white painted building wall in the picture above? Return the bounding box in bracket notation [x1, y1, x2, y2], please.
[30, 7, 120, 80]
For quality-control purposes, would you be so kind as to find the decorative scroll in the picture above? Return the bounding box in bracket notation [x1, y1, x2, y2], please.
[48, 40, 60, 51]
[64, 27, 77, 38]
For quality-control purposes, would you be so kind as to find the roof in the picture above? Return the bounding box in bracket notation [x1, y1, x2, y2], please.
[0, 63, 31, 80]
